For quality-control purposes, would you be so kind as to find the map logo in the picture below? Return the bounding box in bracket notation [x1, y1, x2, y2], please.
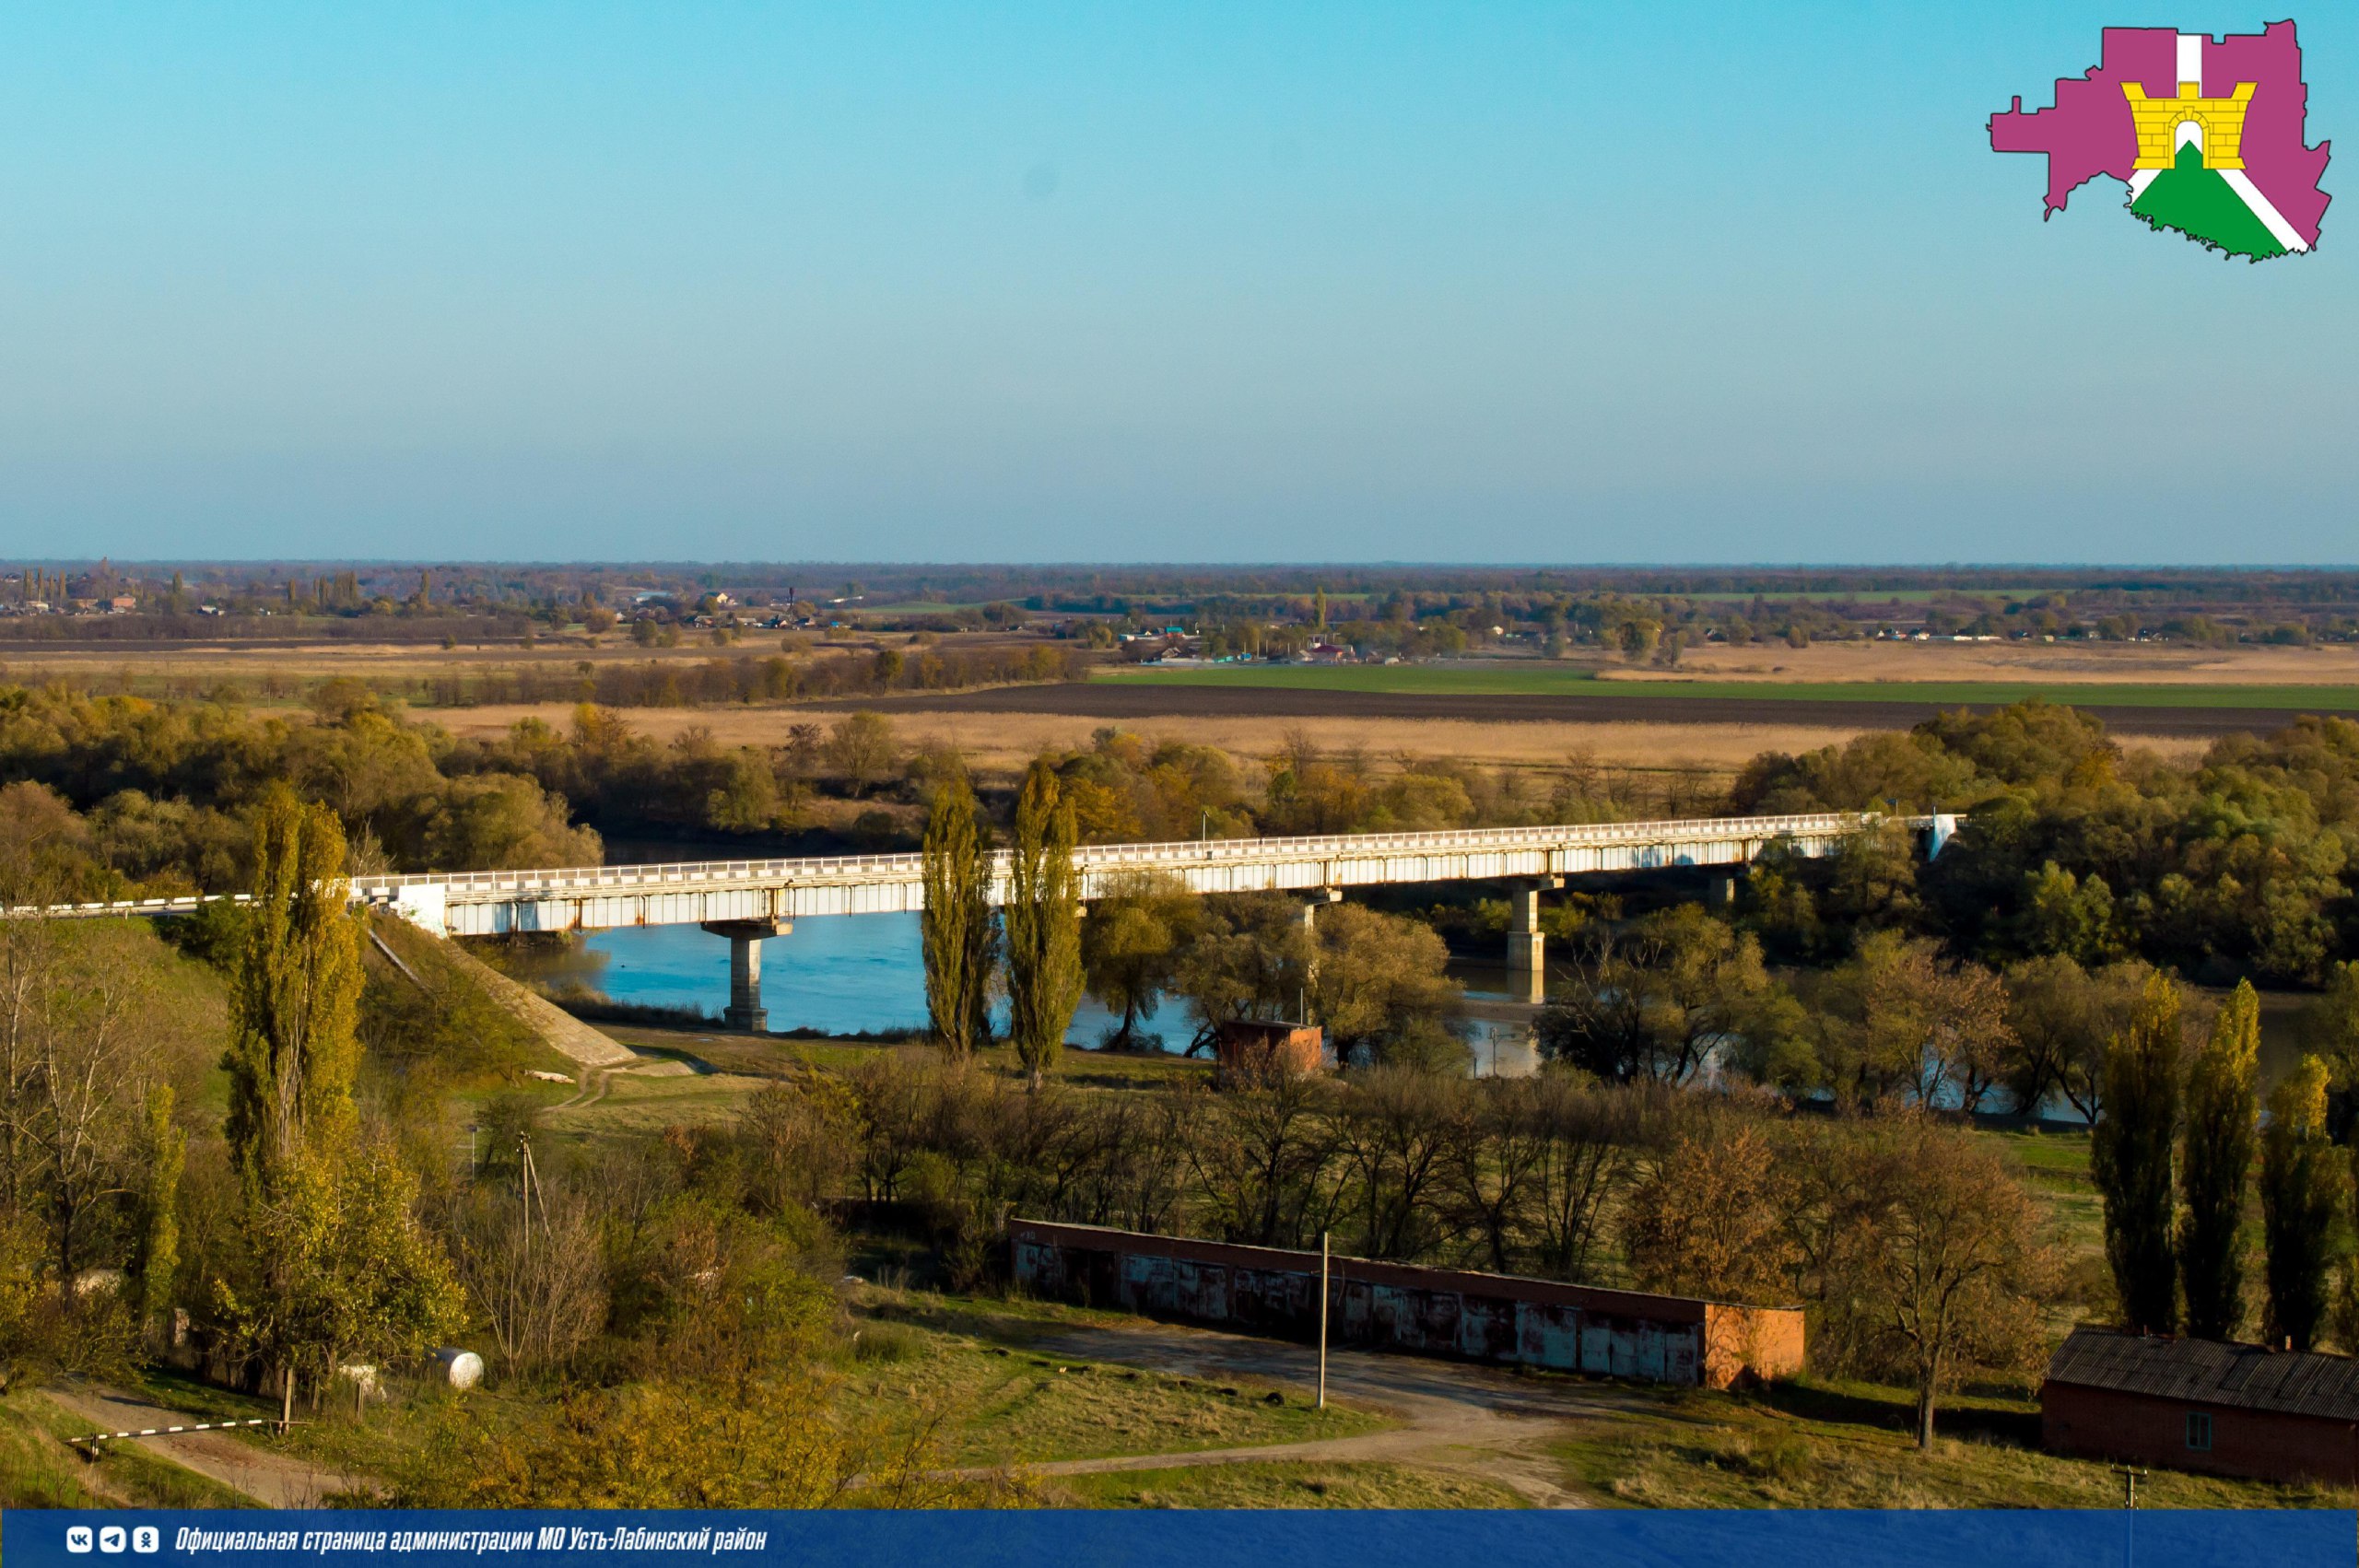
[1990, 23, 2330, 260]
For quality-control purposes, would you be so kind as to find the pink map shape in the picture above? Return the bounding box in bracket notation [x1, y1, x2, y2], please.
[1989, 21, 2330, 247]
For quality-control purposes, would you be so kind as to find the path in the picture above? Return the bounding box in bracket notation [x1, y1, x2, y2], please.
[44, 1384, 374, 1509]
[1010, 1320, 1629, 1506]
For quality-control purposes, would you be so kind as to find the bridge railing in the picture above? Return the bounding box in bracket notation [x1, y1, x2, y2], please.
[5, 812, 1944, 921]
[344, 811, 1926, 903]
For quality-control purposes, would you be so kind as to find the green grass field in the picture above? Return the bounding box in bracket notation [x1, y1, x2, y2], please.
[1097, 663, 2359, 711]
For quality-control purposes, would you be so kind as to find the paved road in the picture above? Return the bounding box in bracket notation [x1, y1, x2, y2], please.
[1019, 1319, 1628, 1506]
[825, 682, 2329, 739]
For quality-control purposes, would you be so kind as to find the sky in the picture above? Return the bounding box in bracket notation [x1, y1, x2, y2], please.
[0, 3, 2350, 565]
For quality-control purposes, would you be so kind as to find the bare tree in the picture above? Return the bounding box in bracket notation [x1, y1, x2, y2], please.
[454, 1184, 608, 1378]
[1525, 1072, 1639, 1281]
[1332, 1067, 1461, 1260]
[1852, 1115, 2054, 1448]
[1184, 1069, 1339, 1249]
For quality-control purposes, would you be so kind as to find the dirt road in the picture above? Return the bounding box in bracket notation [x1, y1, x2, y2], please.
[1014, 1319, 1624, 1506]
[45, 1385, 372, 1509]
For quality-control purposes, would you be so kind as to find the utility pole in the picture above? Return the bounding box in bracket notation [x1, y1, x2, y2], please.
[2117, 1464, 2145, 1568]
[520, 1135, 534, 1269]
[1318, 1231, 1331, 1410]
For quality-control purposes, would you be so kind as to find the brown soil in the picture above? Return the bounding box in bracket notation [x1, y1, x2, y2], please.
[1604, 638, 2359, 686]
[816, 683, 2284, 743]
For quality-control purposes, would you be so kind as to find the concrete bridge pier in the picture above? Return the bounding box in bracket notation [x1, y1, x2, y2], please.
[1503, 877, 1563, 1005]
[1297, 886, 1342, 933]
[702, 917, 792, 1033]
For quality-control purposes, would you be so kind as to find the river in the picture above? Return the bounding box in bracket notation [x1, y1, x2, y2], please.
[488, 917, 1541, 1072]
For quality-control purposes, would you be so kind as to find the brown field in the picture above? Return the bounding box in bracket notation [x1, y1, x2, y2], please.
[1601, 638, 2359, 686]
[0, 631, 945, 688]
[432, 702, 2210, 778]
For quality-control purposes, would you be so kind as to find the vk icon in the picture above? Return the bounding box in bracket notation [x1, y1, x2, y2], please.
[100, 1527, 128, 1553]
[65, 1527, 93, 1553]
[133, 1527, 162, 1554]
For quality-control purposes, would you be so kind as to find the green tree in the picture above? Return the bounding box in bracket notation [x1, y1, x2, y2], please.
[1308, 904, 1464, 1071]
[2260, 1054, 2343, 1352]
[2090, 974, 2182, 1335]
[216, 1139, 464, 1412]
[2179, 981, 2259, 1340]
[1003, 761, 1083, 1087]
[1541, 907, 1768, 1086]
[132, 1084, 185, 1344]
[1079, 871, 1197, 1050]
[2299, 961, 2359, 1082]
[919, 769, 994, 1058]
[225, 786, 362, 1186]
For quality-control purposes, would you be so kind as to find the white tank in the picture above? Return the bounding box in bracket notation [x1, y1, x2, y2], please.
[435, 1348, 485, 1389]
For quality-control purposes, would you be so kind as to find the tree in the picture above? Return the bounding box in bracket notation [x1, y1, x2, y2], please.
[1539, 907, 1766, 1085]
[2179, 981, 2259, 1340]
[1525, 1071, 1639, 1281]
[1183, 1068, 1338, 1249]
[225, 785, 362, 1187]
[1332, 1067, 1461, 1259]
[822, 713, 898, 797]
[132, 1084, 184, 1344]
[1003, 761, 1083, 1087]
[216, 1140, 465, 1407]
[1170, 894, 1314, 1048]
[2091, 973, 2182, 1335]
[1079, 871, 1197, 1050]
[1306, 905, 1463, 1070]
[217, 791, 459, 1414]
[1854, 1116, 2052, 1449]
[419, 774, 601, 871]
[1773, 934, 2013, 1109]
[2298, 961, 2359, 1082]
[2261, 1054, 2343, 1352]
[1622, 1112, 1796, 1305]
[919, 770, 994, 1058]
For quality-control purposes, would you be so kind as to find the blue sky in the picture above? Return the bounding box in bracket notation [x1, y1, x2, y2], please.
[0, 3, 2349, 564]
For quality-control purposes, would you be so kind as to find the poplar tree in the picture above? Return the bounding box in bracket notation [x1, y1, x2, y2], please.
[218, 789, 461, 1417]
[2091, 973, 2182, 1335]
[2261, 1054, 2343, 1352]
[920, 767, 995, 1058]
[1003, 760, 1082, 1088]
[132, 1084, 186, 1346]
[225, 785, 362, 1186]
[2179, 981, 2259, 1339]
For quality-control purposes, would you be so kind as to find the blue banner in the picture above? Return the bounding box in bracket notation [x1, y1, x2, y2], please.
[3, 1510, 2350, 1568]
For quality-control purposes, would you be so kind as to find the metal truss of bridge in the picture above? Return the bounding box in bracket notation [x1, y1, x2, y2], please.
[6, 812, 1953, 1031]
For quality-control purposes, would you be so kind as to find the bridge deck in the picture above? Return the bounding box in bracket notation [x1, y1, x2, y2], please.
[4, 812, 1947, 938]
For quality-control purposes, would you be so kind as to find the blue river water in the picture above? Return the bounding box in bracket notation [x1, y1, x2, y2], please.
[539, 917, 1536, 1069]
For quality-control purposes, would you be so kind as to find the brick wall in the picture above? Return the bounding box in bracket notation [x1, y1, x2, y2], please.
[2042, 1379, 2359, 1486]
[1009, 1219, 1804, 1388]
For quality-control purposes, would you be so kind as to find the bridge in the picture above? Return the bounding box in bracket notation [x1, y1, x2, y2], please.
[9, 812, 1953, 1031]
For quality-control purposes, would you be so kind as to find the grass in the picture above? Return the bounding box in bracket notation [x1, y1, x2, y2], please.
[0, 1397, 109, 1507]
[1, 1391, 253, 1508]
[1553, 1377, 2350, 1508]
[848, 1290, 1390, 1468]
[1049, 1460, 1525, 1509]
[1982, 1128, 2102, 1249]
[1098, 664, 2359, 710]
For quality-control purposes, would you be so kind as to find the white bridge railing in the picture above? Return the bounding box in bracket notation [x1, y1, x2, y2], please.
[4, 812, 1952, 939]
